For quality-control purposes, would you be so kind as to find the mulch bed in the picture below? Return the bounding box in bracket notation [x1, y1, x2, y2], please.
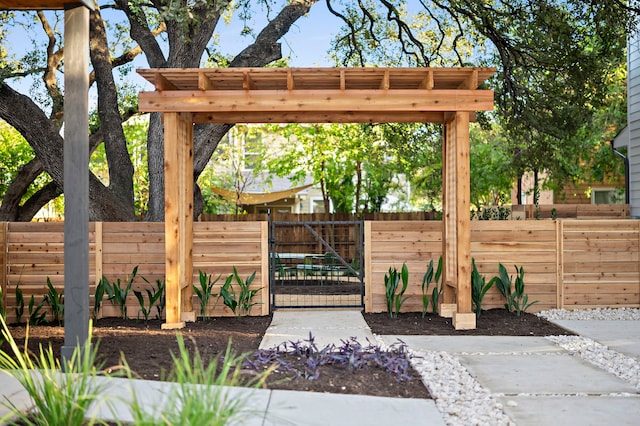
[0, 309, 573, 400]
[364, 309, 576, 336]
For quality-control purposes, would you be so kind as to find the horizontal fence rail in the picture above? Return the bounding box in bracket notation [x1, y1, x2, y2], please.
[0, 219, 638, 323]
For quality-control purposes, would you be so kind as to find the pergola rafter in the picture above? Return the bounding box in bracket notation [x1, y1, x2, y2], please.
[137, 66, 496, 330]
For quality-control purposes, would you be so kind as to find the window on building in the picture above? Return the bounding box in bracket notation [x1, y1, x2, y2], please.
[591, 188, 625, 204]
[242, 133, 261, 170]
[311, 199, 325, 213]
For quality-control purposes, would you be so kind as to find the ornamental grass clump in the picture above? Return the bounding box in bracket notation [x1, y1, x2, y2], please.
[0, 316, 108, 426]
[126, 335, 272, 425]
[384, 263, 409, 318]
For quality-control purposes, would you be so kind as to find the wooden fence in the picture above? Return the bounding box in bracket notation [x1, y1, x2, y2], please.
[1, 222, 268, 324]
[0, 219, 638, 323]
[365, 220, 640, 313]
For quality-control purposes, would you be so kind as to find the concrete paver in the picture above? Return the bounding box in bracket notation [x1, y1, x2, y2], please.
[0, 373, 32, 421]
[552, 320, 640, 359]
[496, 395, 640, 426]
[459, 353, 638, 394]
[87, 377, 271, 425]
[259, 309, 375, 349]
[265, 390, 444, 426]
[379, 335, 564, 354]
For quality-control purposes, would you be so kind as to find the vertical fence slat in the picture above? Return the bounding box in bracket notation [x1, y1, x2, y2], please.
[260, 221, 269, 316]
[94, 221, 103, 286]
[557, 220, 564, 309]
[0, 222, 7, 313]
[364, 221, 373, 311]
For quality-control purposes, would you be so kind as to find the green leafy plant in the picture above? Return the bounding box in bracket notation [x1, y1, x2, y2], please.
[103, 265, 139, 319]
[471, 258, 493, 319]
[15, 285, 24, 324]
[193, 270, 221, 319]
[134, 278, 164, 323]
[431, 257, 443, 314]
[384, 263, 409, 318]
[219, 267, 261, 318]
[490, 263, 538, 316]
[93, 276, 107, 319]
[44, 277, 64, 325]
[127, 335, 272, 425]
[0, 316, 108, 426]
[421, 257, 443, 316]
[153, 279, 166, 320]
[28, 294, 46, 326]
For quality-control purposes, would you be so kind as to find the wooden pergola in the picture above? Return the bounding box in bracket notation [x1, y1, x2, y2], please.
[137, 67, 496, 330]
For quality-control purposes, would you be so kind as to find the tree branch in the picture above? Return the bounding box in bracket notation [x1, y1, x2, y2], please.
[36, 11, 64, 123]
[115, 0, 167, 67]
[0, 158, 44, 221]
[16, 182, 62, 222]
[231, 0, 319, 67]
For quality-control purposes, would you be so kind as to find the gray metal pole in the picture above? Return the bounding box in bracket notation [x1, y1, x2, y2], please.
[61, 5, 90, 365]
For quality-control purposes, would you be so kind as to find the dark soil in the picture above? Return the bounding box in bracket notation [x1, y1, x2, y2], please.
[0, 309, 573, 400]
[364, 309, 576, 336]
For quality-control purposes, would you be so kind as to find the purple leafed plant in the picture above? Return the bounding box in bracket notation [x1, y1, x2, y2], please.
[243, 333, 413, 382]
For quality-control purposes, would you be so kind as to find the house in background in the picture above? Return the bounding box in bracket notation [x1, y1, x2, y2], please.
[619, 31, 640, 217]
[209, 173, 325, 214]
[510, 170, 625, 207]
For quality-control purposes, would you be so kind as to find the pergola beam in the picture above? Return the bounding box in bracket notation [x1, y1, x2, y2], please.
[138, 89, 494, 115]
[190, 111, 457, 124]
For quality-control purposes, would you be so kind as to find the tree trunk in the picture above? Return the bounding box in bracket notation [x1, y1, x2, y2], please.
[516, 175, 523, 205]
[132, 0, 319, 221]
[90, 6, 136, 220]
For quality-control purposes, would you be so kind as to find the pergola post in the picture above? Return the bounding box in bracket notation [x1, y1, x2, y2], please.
[61, 4, 91, 362]
[0, 0, 95, 365]
[441, 111, 474, 329]
[162, 112, 195, 329]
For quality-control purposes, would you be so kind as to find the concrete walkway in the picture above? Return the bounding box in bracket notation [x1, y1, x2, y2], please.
[1, 310, 639, 425]
[262, 310, 640, 426]
[259, 308, 376, 349]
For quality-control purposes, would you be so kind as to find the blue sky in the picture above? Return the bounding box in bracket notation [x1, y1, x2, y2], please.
[4, 2, 341, 97]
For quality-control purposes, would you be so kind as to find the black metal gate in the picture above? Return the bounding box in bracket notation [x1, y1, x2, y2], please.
[269, 217, 364, 309]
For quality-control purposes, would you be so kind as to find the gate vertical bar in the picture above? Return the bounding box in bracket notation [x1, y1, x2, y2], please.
[268, 208, 276, 310]
[359, 219, 365, 307]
